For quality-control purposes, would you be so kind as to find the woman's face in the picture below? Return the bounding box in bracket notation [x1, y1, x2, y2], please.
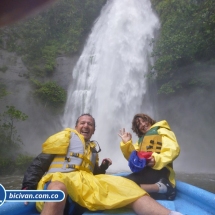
[136, 117, 151, 134]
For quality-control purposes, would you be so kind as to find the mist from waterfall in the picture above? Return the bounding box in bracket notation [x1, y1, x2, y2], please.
[63, 0, 160, 172]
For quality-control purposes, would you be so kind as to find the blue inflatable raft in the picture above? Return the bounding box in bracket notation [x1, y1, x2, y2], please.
[0, 174, 215, 215]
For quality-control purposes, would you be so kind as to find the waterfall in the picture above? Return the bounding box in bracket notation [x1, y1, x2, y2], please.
[63, 0, 160, 172]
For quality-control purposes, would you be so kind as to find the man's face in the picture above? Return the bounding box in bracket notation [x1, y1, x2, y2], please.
[75, 115, 95, 141]
[136, 117, 151, 134]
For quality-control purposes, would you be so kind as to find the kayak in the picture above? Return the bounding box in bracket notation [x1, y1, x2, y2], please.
[0, 172, 215, 215]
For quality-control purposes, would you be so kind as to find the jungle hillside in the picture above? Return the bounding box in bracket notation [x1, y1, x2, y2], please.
[0, 0, 215, 174]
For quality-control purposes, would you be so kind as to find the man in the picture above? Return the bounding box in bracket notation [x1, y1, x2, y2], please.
[119, 113, 180, 201]
[22, 113, 182, 215]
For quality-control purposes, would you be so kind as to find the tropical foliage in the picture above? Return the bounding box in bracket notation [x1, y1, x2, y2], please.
[31, 79, 67, 107]
[0, 82, 8, 99]
[0, 106, 32, 175]
[0, 0, 107, 77]
[0, 106, 28, 155]
[151, 0, 215, 93]
[0, 86, 33, 175]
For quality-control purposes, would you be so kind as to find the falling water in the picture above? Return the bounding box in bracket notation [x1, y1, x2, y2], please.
[63, 0, 160, 172]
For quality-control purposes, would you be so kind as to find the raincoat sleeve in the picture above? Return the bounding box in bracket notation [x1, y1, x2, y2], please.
[120, 140, 139, 160]
[152, 128, 180, 170]
[21, 153, 55, 190]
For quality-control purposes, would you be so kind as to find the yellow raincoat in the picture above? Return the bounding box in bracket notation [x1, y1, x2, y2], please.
[36, 129, 147, 212]
[120, 120, 180, 187]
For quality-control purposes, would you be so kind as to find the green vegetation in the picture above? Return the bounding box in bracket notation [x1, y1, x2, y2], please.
[0, 83, 9, 99]
[0, 106, 28, 152]
[151, 0, 215, 94]
[0, 65, 8, 72]
[0, 0, 107, 77]
[0, 106, 31, 175]
[0, 154, 34, 175]
[31, 79, 67, 107]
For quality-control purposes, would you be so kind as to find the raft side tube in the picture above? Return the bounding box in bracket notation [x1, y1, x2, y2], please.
[175, 180, 215, 215]
[0, 201, 39, 215]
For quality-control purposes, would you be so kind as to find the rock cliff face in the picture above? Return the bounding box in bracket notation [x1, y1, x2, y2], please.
[0, 49, 79, 154]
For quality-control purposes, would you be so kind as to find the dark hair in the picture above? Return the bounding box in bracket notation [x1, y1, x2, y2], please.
[75, 113, 96, 129]
[132, 113, 156, 137]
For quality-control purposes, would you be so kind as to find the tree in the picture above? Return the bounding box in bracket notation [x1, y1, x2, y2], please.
[0, 82, 9, 99]
[0, 106, 28, 158]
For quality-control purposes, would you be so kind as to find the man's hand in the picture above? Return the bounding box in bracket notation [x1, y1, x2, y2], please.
[118, 128, 132, 143]
[100, 158, 112, 170]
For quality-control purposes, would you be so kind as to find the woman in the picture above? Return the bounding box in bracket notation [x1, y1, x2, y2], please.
[119, 113, 180, 200]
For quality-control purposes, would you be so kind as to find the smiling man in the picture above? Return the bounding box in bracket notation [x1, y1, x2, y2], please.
[75, 114, 95, 141]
